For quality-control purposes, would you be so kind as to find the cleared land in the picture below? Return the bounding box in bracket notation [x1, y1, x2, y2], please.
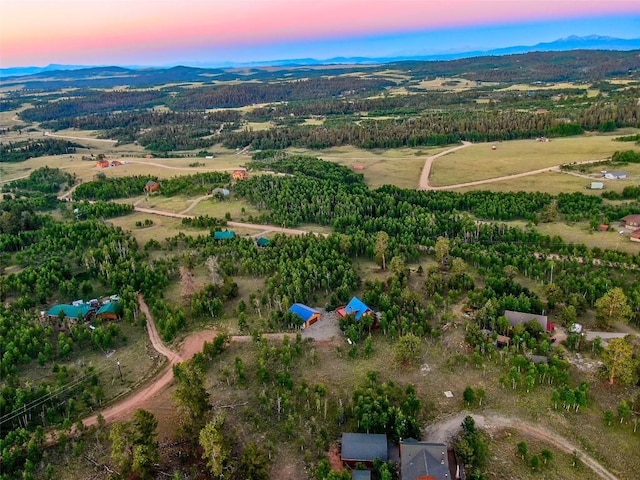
[288, 145, 449, 189]
[428, 135, 640, 187]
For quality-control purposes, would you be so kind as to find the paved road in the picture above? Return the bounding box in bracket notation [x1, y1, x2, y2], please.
[424, 412, 620, 480]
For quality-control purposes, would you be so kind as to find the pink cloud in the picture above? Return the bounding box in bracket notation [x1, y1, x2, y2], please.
[2, 0, 639, 65]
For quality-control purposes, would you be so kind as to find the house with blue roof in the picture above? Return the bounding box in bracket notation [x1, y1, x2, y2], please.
[337, 296, 373, 321]
[289, 303, 321, 328]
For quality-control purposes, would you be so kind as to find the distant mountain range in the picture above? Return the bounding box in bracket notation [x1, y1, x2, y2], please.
[1, 35, 639, 78]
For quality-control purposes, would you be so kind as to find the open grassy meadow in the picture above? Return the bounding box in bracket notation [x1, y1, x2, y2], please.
[288, 145, 449, 189]
[455, 170, 631, 195]
[429, 135, 640, 187]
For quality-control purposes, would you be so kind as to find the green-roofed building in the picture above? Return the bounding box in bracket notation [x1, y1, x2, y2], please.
[256, 237, 270, 247]
[213, 230, 235, 240]
[47, 304, 94, 326]
[96, 301, 123, 320]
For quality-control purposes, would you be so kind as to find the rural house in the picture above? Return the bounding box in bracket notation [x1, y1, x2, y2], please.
[232, 169, 248, 180]
[336, 297, 374, 321]
[213, 230, 235, 240]
[96, 159, 109, 168]
[603, 171, 627, 180]
[621, 214, 640, 229]
[46, 304, 94, 329]
[630, 229, 640, 243]
[399, 438, 452, 480]
[504, 310, 548, 331]
[341, 433, 388, 468]
[289, 303, 321, 328]
[144, 180, 160, 193]
[96, 301, 123, 321]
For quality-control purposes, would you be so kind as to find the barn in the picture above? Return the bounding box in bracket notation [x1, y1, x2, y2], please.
[289, 303, 321, 328]
[144, 180, 160, 193]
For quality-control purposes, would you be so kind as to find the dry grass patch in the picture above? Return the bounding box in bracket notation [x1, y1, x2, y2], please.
[187, 197, 262, 219]
[288, 145, 448, 189]
[430, 136, 630, 187]
[534, 222, 640, 255]
[107, 213, 203, 244]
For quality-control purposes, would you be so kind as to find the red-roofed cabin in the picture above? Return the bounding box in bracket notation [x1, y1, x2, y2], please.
[96, 160, 109, 168]
[232, 169, 248, 180]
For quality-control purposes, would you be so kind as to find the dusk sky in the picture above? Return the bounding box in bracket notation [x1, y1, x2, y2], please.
[2, 0, 640, 67]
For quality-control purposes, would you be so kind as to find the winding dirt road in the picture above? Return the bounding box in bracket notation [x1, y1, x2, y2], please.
[418, 141, 472, 189]
[424, 412, 619, 480]
[80, 296, 298, 428]
[418, 141, 608, 191]
[81, 295, 214, 427]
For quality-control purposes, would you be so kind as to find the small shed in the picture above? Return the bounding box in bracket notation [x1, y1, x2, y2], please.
[341, 433, 388, 468]
[96, 301, 122, 321]
[213, 230, 235, 240]
[211, 187, 230, 197]
[256, 237, 270, 247]
[144, 180, 160, 193]
[589, 182, 604, 190]
[289, 303, 321, 328]
[96, 160, 109, 169]
[352, 471, 371, 480]
[598, 224, 609, 232]
[232, 169, 248, 180]
[631, 229, 640, 243]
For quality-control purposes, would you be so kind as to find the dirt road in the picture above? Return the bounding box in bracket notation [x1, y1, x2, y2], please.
[421, 152, 607, 191]
[133, 205, 328, 236]
[44, 131, 118, 144]
[418, 141, 472, 189]
[81, 295, 218, 427]
[424, 412, 619, 480]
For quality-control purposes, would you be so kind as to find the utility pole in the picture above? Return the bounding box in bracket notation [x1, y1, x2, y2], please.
[117, 359, 123, 383]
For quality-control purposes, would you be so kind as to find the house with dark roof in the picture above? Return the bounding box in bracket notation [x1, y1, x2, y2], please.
[213, 230, 235, 240]
[504, 310, 548, 331]
[351, 471, 371, 480]
[143, 180, 159, 193]
[621, 214, 640, 229]
[96, 301, 122, 321]
[400, 439, 451, 480]
[341, 433, 388, 468]
[336, 297, 374, 321]
[289, 303, 321, 328]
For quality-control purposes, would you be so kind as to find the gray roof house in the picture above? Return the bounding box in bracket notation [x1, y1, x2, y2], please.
[400, 439, 451, 480]
[341, 433, 388, 467]
[504, 310, 548, 331]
